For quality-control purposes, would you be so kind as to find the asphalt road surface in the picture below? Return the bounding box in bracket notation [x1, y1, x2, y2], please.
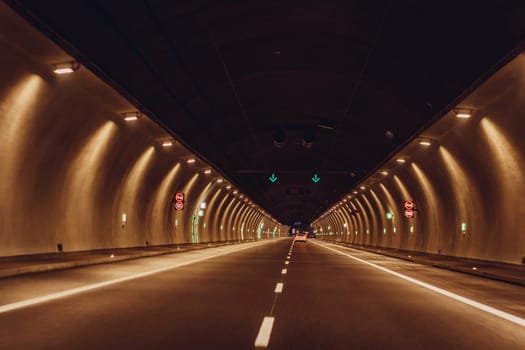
[0, 238, 524, 349]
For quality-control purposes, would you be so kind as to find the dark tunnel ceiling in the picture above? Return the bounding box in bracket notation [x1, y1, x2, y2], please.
[9, 0, 525, 225]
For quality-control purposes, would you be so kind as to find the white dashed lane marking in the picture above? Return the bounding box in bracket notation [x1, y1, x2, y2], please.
[254, 316, 275, 348]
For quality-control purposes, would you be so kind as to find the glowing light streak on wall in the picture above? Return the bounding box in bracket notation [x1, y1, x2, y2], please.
[438, 147, 474, 232]
[347, 200, 361, 240]
[361, 193, 377, 242]
[203, 188, 223, 241]
[481, 118, 525, 233]
[176, 173, 200, 243]
[411, 163, 441, 249]
[192, 181, 213, 242]
[332, 209, 345, 238]
[117, 146, 156, 244]
[214, 193, 231, 240]
[236, 205, 251, 240]
[340, 205, 353, 239]
[382, 181, 401, 238]
[64, 121, 117, 247]
[363, 194, 377, 238]
[221, 197, 239, 241]
[148, 162, 181, 244]
[228, 200, 243, 239]
[234, 203, 250, 240]
[354, 197, 368, 241]
[240, 206, 253, 239]
[393, 175, 411, 201]
[251, 212, 263, 238]
[370, 189, 387, 239]
[0, 75, 43, 238]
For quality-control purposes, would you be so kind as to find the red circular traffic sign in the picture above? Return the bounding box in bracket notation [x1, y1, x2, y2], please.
[404, 209, 414, 218]
[174, 201, 184, 210]
[175, 193, 184, 202]
[404, 200, 415, 210]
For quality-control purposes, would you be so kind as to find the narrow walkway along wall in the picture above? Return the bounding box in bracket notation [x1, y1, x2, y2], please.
[314, 50, 525, 265]
[0, 3, 285, 257]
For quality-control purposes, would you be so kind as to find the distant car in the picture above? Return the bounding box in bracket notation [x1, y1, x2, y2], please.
[307, 232, 316, 238]
[294, 232, 307, 243]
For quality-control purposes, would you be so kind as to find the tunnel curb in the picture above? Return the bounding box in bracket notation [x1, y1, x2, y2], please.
[321, 239, 525, 288]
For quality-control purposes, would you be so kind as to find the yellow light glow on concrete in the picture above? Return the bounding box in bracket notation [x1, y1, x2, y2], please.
[63, 121, 117, 243]
[225, 199, 242, 240]
[353, 198, 368, 240]
[481, 118, 524, 239]
[481, 118, 524, 196]
[411, 163, 440, 246]
[439, 146, 473, 231]
[213, 192, 230, 240]
[0, 74, 44, 229]
[361, 193, 377, 239]
[118, 146, 156, 240]
[392, 175, 411, 200]
[370, 189, 388, 231]
[148, 162, 181, 242]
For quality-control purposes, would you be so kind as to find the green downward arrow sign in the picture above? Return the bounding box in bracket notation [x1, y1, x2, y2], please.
[312, 173, 320, 183]
[269, 173, 278, 183]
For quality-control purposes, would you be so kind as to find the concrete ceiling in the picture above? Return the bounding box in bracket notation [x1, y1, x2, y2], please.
[8, 0, 525, 225]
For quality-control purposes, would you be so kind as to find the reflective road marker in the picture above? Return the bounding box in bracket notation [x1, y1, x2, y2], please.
[281, 268, 287, 275]
[274, 282, 284, 293]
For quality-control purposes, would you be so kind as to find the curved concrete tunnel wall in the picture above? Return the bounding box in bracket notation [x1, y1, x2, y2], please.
[314, 51, 525, 265]
[0, 4, 286, 257]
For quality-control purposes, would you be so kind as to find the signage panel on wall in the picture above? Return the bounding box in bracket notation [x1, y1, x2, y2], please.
[174, 192, 185, 210]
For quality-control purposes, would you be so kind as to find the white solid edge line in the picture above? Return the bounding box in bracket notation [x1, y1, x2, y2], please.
[0, 240, 272, 314]
[312, 241, 525, 328]
[274, 282, 284, 293]
[281, 268, 287, 274]
[254, 316, 275, 348]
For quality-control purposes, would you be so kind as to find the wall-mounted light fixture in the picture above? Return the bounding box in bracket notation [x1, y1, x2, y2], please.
[204, 169, 212, 174]
[52, 61, 80, 74]
[161, 139, 175, 147]
[418, 138, 433, 146]
[395, 157, 406, 164]
[122, 112, 142, 122]
[186, 158, 196, 164]
[226, 185, 232, 190]
[454, 108, 472, 119]
[216, 178, 224, 183]
[380, 170, 389, 176]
